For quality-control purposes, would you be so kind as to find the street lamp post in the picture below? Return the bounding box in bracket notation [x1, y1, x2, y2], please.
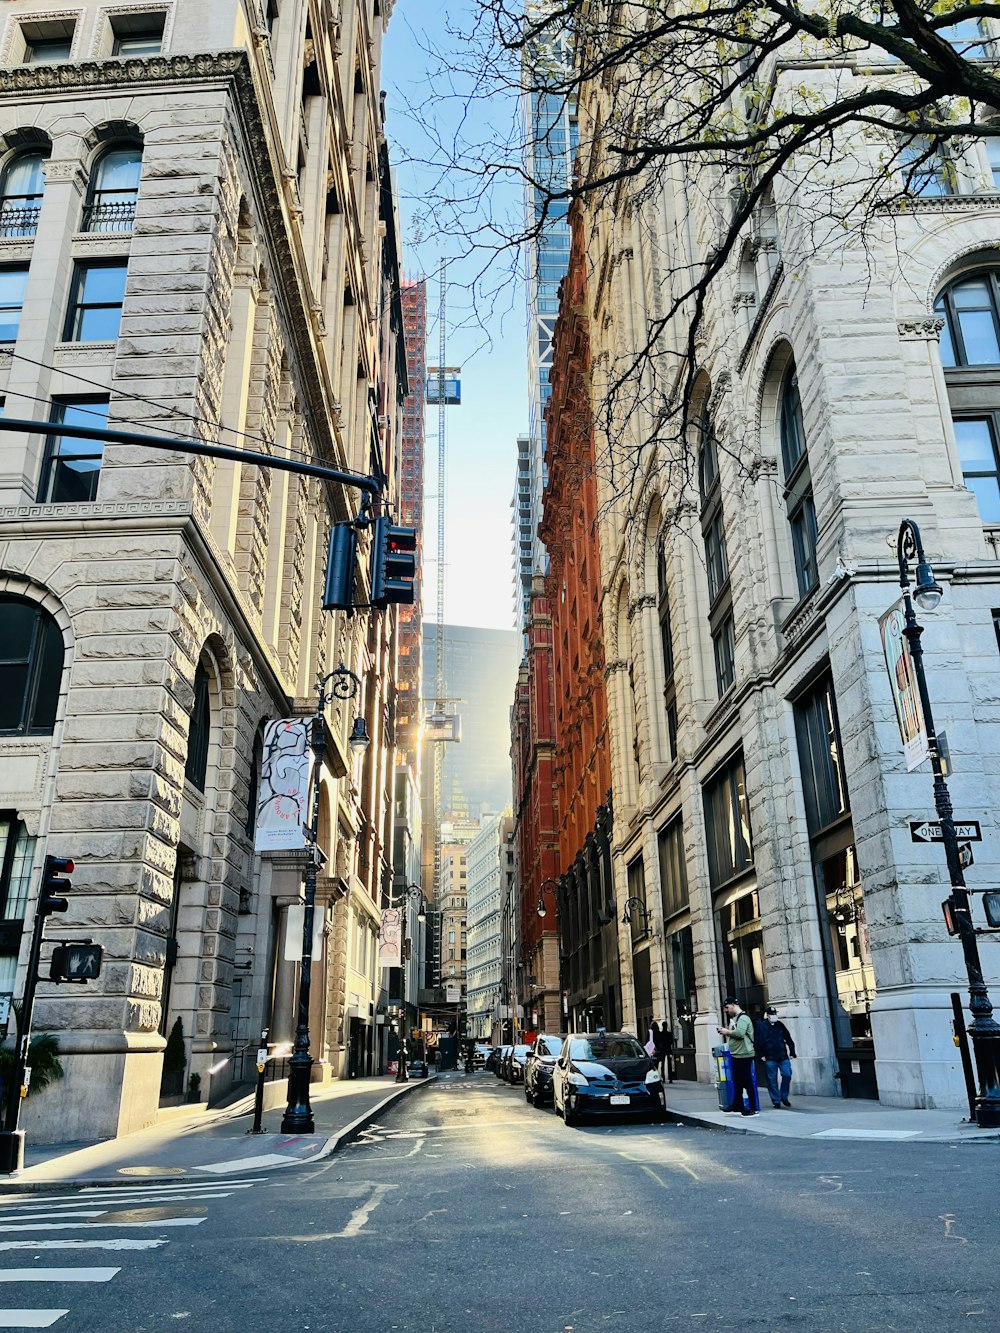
[281, 663, 370, 1135]
[535, 879, 559, 1029]
[387, 885, 425, 1084]
[621, 896, 651, 937]
[896, 518, 1000, 1128]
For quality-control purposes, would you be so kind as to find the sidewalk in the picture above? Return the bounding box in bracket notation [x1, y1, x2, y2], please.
[2, 1073, 436, 1191]
[666, 1079, 1000, 1142]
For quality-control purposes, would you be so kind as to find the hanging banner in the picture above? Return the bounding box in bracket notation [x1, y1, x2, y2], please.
[879, 602, 930, 771]
[379, 907, 403, 969]
[254, 718, 313, 851]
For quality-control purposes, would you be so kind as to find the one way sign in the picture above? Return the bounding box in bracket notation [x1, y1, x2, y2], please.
[910, 820, 982, 843]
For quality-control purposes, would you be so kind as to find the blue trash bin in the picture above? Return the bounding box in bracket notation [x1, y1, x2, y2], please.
[713, 1044, 732, 1110]
[713, 1044, 760, 1111]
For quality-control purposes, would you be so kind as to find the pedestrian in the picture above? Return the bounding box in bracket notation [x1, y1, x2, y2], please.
[717, 996, 758, 1116]
[757, 1005, 796, 1108]
[653, 1019, 674, 1083]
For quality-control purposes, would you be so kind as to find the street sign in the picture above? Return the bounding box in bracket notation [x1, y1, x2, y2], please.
[909, 820, 982, 843]
[959, 843, 974, 870]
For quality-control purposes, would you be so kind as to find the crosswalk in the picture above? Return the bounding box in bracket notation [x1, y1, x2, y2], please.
[0, 1176, 265, 1328]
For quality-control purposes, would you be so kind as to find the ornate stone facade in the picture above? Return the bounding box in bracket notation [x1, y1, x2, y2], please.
[578, 29, 1000, 1108]
[0, 0, 406, 1140]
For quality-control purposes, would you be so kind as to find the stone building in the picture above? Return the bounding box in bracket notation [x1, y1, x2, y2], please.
[576, 20, 1000, 1106]
[465, 811, 506, 1040]
[0, 0, 406, 1141]
[510, 576, 560, 1032]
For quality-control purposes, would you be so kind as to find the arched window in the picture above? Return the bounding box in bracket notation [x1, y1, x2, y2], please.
[697, 416, 734, 697]
[83, 144, 141, 233]
[0, 152, 45, 237]
[184, 662, 211, 792]
[0, 596, 64, 735]
[935, 269, 1000, 522]
[779, 368, 819, 597]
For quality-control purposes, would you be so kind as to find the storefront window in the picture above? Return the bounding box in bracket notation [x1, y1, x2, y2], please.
[716, 889, 766, 1016]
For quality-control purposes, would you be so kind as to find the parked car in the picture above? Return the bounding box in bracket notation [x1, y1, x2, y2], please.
[524, 1033, 567, 1105]
[407, 1054, 429, 1078]
[472, 1044, 491, 1069]
[506, 1044, 531, 1084]
[495, 1044, 513, 1079]
[552, 1032, 666, 1126]
[485, 1046, 501, 1073]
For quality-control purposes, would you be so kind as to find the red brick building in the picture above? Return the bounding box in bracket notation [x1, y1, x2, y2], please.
[510, 577, 561, 1032]
[539, 206, 621, 1033]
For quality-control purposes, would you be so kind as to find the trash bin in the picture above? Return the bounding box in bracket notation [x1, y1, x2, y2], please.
[713, 1044, 760, 1112]
[713, 1044, 733, 1110]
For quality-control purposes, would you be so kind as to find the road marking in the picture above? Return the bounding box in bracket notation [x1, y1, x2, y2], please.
[194, 1155, 300, 1174]
[0, 1218, 205, 1234]
[333, 1184, 396, 1238]
[939, 1213, 968, 1243]
[0, 1214, 108, 1224]
[0, 1312, 69, 1328]
[0, 1182, 263, 1206]
[640, 1166, 668, 1189]
[0, 1269, 119, 1284]
[0, 1240, 166, 1254]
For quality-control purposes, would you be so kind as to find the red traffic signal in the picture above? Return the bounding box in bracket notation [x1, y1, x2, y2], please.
[40, 855, 73, 917]
[371, 517, 417, 608]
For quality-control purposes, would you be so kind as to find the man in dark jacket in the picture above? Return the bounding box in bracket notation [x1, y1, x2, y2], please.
[757, 1006, 796, 1108]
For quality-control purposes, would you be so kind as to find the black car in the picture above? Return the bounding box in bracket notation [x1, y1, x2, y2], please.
[524, 1033, 566, 1106]
[552, 1032, 666, 1126]
[495, 1044, 513, 1079]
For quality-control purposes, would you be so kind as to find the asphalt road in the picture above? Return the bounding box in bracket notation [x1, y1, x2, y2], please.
[0, 1070, 997, 1331]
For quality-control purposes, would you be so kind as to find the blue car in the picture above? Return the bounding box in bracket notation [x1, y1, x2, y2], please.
[552, 1032, 666, 1126]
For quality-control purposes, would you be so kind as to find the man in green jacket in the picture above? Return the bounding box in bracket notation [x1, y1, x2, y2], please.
[718, 996, 758, 1116]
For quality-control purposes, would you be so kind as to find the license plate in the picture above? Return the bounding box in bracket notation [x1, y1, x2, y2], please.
[610, 1094, 630, 1106]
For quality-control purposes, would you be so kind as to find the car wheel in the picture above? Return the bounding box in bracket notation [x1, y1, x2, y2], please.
[563, 1094, 578, 1127]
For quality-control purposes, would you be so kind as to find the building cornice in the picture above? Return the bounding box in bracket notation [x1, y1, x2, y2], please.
[0, 52, 354, 512]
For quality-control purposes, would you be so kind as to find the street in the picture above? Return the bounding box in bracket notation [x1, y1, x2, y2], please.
[0, 1073, 996, 1331]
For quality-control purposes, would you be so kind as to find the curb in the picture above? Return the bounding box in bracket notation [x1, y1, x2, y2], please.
[0, 1076, 438, 1194]
[317, 1072, 437, 1157]
[668, 1109, 749, 1134]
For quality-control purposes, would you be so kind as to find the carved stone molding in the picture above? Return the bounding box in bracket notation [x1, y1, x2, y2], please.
[897, 316, 945, 342]
[0, 499, 189, 520]
[628, 594, 657, 620]
[888, 193, 1000, 214]
[604, 658, 630, 678]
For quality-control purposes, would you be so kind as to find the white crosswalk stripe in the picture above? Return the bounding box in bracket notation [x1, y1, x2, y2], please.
[0, 1175, 263, 1326]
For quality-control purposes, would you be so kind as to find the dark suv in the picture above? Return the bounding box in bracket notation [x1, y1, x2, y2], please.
[524, 1033, 566, 1106]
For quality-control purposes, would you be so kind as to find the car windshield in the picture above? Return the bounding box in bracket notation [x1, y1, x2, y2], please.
[539, 1037, 563, 1056]
[569, 1037, 645, 1061]
[513, 1045, 530, 1057]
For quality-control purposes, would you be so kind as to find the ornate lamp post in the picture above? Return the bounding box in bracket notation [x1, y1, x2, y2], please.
[281, 663, 370, 1135]
[896, 518, 1000, 1127]
[535, 878, 558, 918]
[621, 897, 651, 938]
[387, 884, 425, 1084]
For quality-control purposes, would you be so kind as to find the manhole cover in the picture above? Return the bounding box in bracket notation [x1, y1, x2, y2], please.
[117, 1166, 186, 1176]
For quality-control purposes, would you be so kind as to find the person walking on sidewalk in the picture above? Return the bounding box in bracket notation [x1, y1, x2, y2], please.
[718, 997, 757, 1116]
[757, 1006, 796, 1107]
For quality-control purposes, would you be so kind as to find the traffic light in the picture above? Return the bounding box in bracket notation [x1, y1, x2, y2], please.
[50, 942, 103, 984]
[370, 517, 417, 608]
[40, 856, 73, 917]
[323, 522, 358, 611]
[983, 891, 1000, 929]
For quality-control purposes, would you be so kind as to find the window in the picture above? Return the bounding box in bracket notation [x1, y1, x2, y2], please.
[657, 817, 688, 920]
[898, 135, 954, 196]
[698, 414, 736, 698]
[83, 146, 141, 232]
[779, 368, 819, 598]
[702, 751, 753, 888]
[111, 13, 165, 55]
[938, 18, 989, 53]
[65, 262, 127, 341]
[936, 272, 1000, 366]
[0, 816, 36, 968]
[794, 673, 850, 837]
[985, 137, 1000, 189]
[184, 662, 211, 792]
[626, 856, 647, 945]
[0, 152, 45, 237]
[0, 598, 63, 735]
[712, 614, 736, 695]
[935, 270, 1000, 522]
[22, 34, 73, 63]
[657, 540, 677, 760]
[0, 267, 28, 342]
[38, 398, 108, 503]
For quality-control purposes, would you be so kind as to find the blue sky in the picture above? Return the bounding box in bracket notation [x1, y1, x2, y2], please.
[383, 2, 528, 632]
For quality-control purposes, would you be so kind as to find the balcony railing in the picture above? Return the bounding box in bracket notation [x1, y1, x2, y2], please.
[82, 199, 136, 233]
[0, 203, 40, 238]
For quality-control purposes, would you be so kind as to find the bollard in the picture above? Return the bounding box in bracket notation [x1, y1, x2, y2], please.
[248, 1027, 269, 1135]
